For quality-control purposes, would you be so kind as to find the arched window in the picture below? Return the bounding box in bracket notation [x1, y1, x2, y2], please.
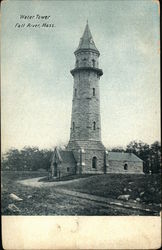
[83, 58, 86, 66]
[124, 163, 128, 170]
[92, 59, 95, 67]
[72, 122, 75, 131]
[93, 88, 95, 96]
[92, 157, 97, 168]
[74, 88, 77, 97]
[93, 121, 96, 130]
[76, 60, 79, 67]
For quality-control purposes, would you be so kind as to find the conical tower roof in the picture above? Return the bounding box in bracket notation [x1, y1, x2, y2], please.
[75, 22, 99, 54]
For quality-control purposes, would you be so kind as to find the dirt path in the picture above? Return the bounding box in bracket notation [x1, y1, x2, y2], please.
[17, 176, 92, 188]
[17, 176, 159, 215]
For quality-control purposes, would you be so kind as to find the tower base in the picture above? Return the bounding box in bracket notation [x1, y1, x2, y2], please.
[67, 140, 107, 174]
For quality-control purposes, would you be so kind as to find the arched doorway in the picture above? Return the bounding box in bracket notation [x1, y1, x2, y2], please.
[54, 162, 58, 177]
[92, 156, 97, 169]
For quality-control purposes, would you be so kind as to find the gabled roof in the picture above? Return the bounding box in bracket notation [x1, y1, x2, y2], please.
[51, 148, 76, 165]
[75, 22, 99, 53]
[59, 150, 76, 164]
[108, 152, 143, 162]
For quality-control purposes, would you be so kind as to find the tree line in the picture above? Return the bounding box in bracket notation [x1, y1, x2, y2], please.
[1, 141, 161, 174]
[1, 147, 52, 172]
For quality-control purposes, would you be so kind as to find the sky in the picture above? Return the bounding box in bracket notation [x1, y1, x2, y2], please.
[1, 0, 160, 152]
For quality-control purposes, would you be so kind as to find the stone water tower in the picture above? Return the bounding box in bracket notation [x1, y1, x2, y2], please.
[67, 22, 107, 174]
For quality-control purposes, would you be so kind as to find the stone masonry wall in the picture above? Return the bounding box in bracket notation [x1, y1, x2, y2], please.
[70, 70, 101, 141]
[82, 149, 105, 174]
[58, 162, 76, 177]
[70, 48, 102, 141]
[75, 51, 99, 68]
[107, 160, 143, 174]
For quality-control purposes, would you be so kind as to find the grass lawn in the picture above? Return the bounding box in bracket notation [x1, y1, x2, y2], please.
[1, 171, 161, 216]
[59, 173, 161, 205]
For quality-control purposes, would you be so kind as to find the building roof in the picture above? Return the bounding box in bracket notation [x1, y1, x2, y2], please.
[59, 150, 76, 164]
[51, 148, 76, 165]
[108, 152, 143, 162]
[75, 22, 99, 53]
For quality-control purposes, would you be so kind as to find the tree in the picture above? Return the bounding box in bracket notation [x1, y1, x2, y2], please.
[1, 147, 53, 171]
[126, 140, 161, 174]
[150, 141, 161, 173]
[2, 148, 21, 170]
[111, 146, 125, 152]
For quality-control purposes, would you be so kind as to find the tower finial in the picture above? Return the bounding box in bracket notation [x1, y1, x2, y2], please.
[75, 20, 99, 53]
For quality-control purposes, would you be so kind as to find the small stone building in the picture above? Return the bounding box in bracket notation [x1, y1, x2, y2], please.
[50, 148, 76, 178]
[50, 147, 143, 178]
[49, 23, 144, 178]
[107, 152, 143, 174]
